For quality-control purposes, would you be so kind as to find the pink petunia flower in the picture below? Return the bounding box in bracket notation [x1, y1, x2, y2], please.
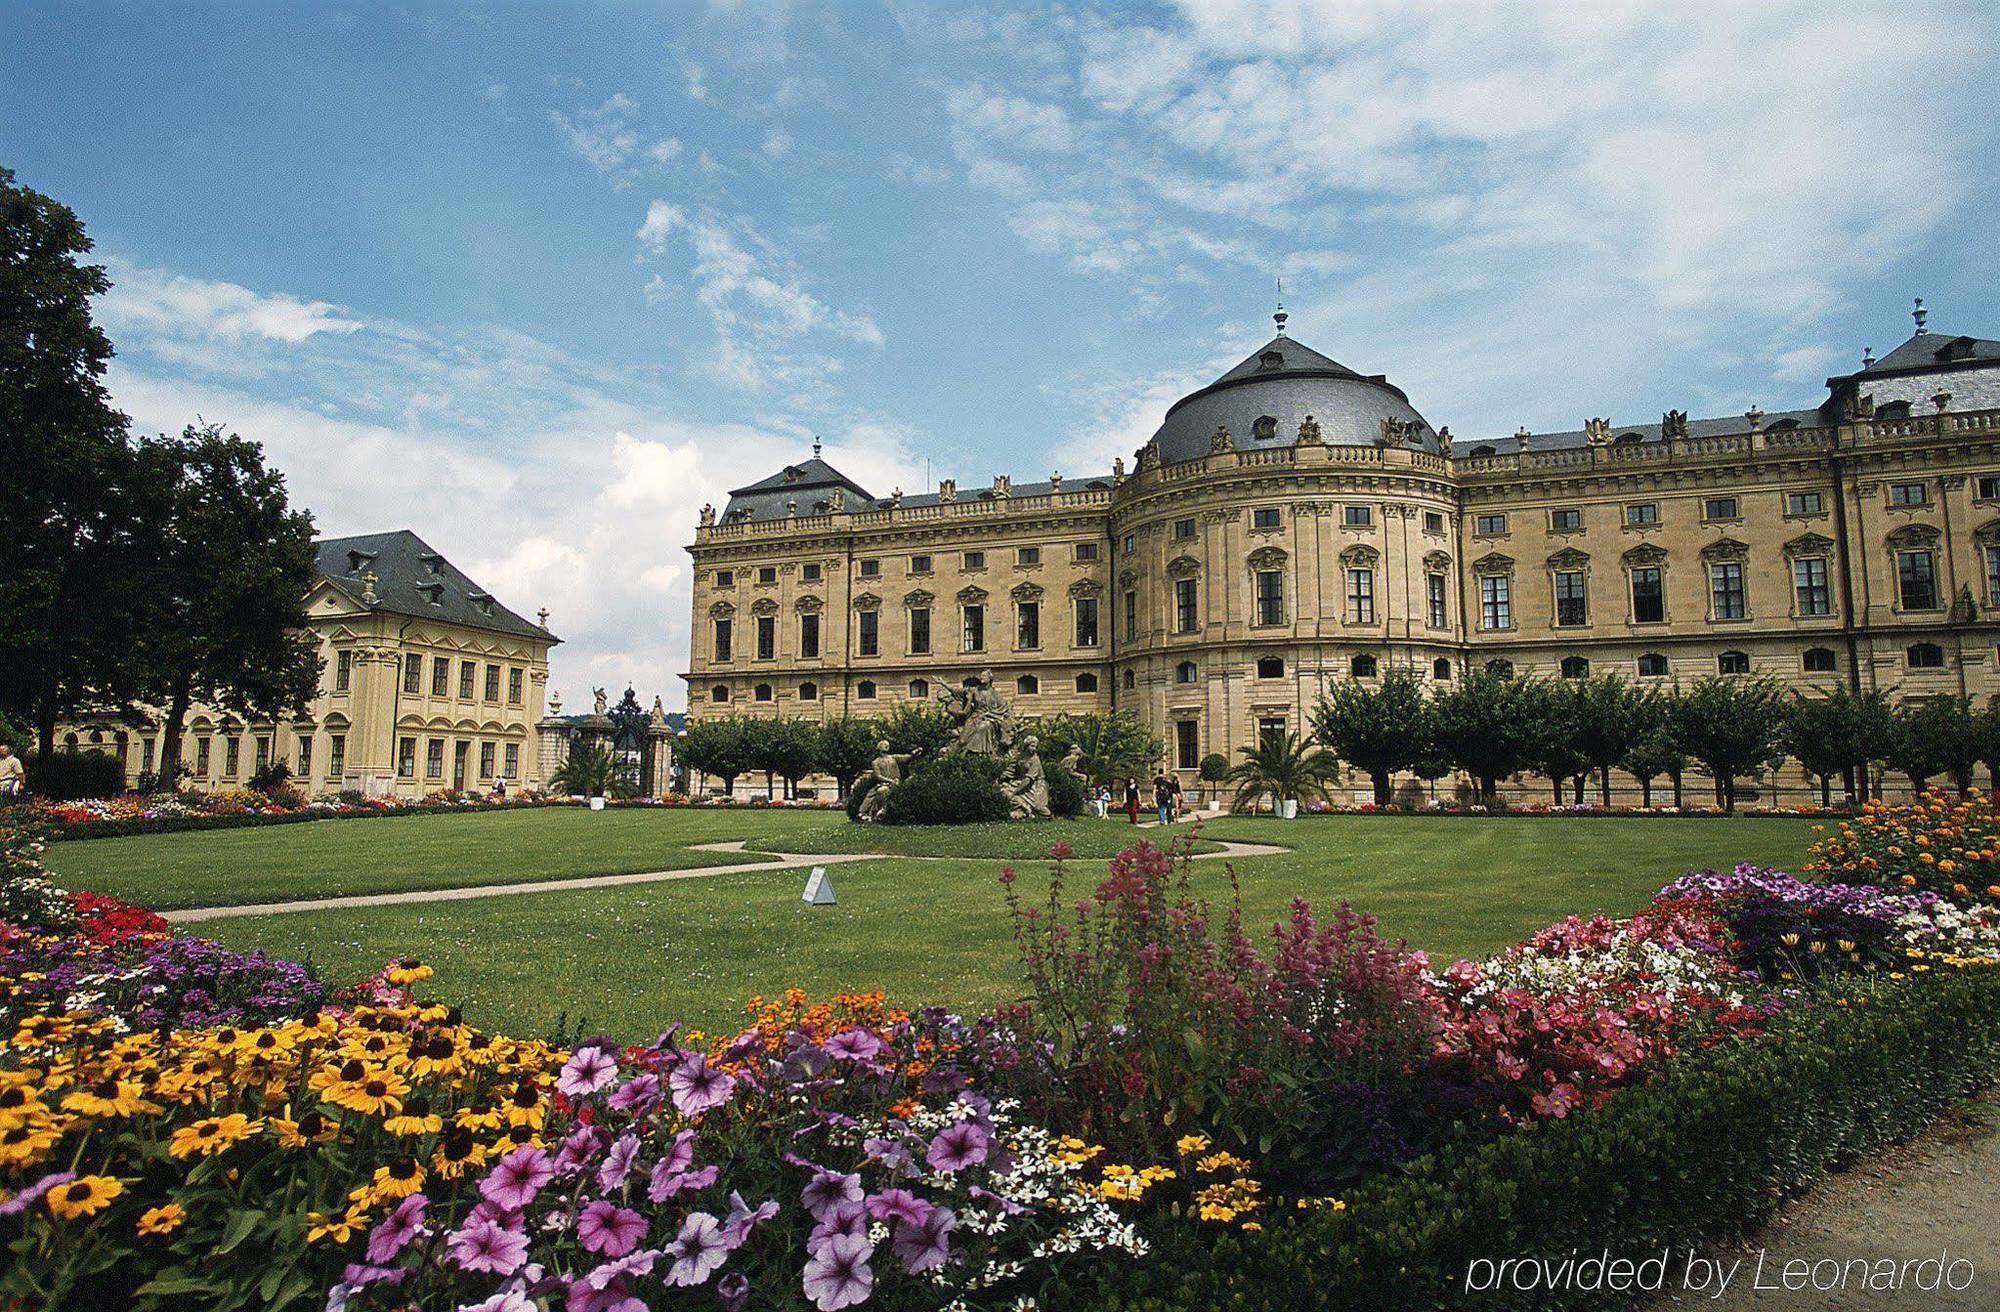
[577, 1200, 648, 1257]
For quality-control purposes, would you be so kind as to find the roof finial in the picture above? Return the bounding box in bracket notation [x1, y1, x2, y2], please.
[1913, 297, 1928, 332]
[1863, 346, 1876, 368]
[1273, 277, 1287, 336]
[812, 433, 822, 458]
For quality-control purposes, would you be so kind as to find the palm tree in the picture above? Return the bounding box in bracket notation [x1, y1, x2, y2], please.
[550, 741, 639, 800]
[1225, 730, 1338, 814]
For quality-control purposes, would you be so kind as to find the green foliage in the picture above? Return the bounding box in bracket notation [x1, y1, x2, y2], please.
[1225, 730, 1338, 812]
[874, 701, 955, 758]
[1885, 694, 1982, 793]
[1033, 712, 1163, 789]
[548, 741, 638, 799]
[1073, 966, 2000, 1310]
[878, 753, 1009, 825]
[1783, 686, 1893, 806]
[1567, 674, 1655, 803]
[676, 717, 752, 792]
[1308, 667, 1427, 804]
[742, 717, 822, 797]
[248, 760, 293, 794]
[815, 717, 878, 797]
[1520, 680, 1591, 803]
[26, 750, 126, 801]
[1043, 760, 1086, 818]
[1431, 668, 1541, 801]
[1619, 728, 1687, 808]
[1197, 753, 1230, 783]
[1665, 676, 1789, 813]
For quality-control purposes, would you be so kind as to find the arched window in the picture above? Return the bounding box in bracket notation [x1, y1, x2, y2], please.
[908, 678, 929, 698]
[1559, 656, 1590, 679]
[1907, 642, 1945, 669]
[856, 680, 877, 699]
[1802, 648, 1837, 673]
[1614, 432, 1645, 446]
[1469, 444, 1497, 458]
[711, 685, 729, 703]
[63, 732, 79, 750]
[1350, 654, 1378, 678]
[1432, 657, 1453, 680]
[1256, 656, 1285, 679]
[1175, 660, 1197, 684]
[1718, 650, 1751, 675]
[754, 683, 774, 702]
[1485, 659, 1514, 677]
[798, 682, 817, 701]
[1016, 675, 1040, 695]
[1637, 653, 1669, 677]
[1075, 672, 1098, 693]
[1122, 669, 1136, 690]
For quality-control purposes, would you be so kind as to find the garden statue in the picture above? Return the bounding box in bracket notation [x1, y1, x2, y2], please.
[855, 672, 1059, 821]
[937, 670, 1009, 758]
[1000, 735, 1051, 819]
[1060, 742, 1083, 780]
[855, 740, 921, 822]
[592, 687, 608, 716]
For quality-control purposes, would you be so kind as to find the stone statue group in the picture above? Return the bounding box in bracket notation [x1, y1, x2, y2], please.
[854, 670, 1083, 822]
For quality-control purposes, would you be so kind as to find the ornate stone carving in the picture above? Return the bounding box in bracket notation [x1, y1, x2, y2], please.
[1886, 523, 1941, 548]
[992, 475, 1011, 499]
[852, 592, 882, 612]
[1200, 508, 1239, 526]
[1973, 518, 2000, 545]
[1700, 537, 1751, 562]
[1010, 581, 1044, 602]
[1547, 547, 1591, 569]
[1847, 392, 1876, 421]
[1340, 544, 1380, 567]
[1472, 552, 1514, 575]
[1622, 543, 1669, 566]
[750, 598, 779, 616]
[699, 504, 716, 526]
[707, 600, 735, 618]
[1247, 545, 1289, 571]
[1117, 569, 1138, 589]
[1067, 579, 1103, 598]
[829, 490, 845, 513]
[1435, 426, 1452, 455]
[1165, 554, 1202, 579]
[955, 585, 989, 605]
[1584, 418, 1612, 446]
[1112, 456, 1126, 483]
[1662, 410, 1690, 439]
[1782, 532, 1835, 558]
[1379, 415, 1411, 447]
[1209, 425, 1235, 454]
[1422, 550, 1453, 572]
[1296, 414, 1324, 445]
[794, 595, 824, 613]
[853, 672, 1062, 822]
[938, 479, 957, 503]
[1744, 407, 1764, 432]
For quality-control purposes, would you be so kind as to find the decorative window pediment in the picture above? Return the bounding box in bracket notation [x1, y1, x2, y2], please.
[749, 598, 780, 616]
[1623, 543, 1668, 566]
[1546, 547, 1590, 570]
[707, 601, 736, 618]
[1472, 552, 1514, 575]
[1010, 581, 1044, 602]
[1974, 518, 2000, 545]
[1339, 544, 1380, 567]
[1422, 550, 1453, 573]
[1117, 569, 1138, 589]
[794, 595, 824, 613]
[1247, 546, 1289, 571]
[1067, 579, 1103, 599]
[852, 592, 882, 612]
[1783, 532, 1835, 558]
[1166, 554, 1202, 579]
[956, 585, 989, 605]
[903, 589, 934, 608]
[1887, 523, 1941, 548]
[1700, 537, 1750, 562]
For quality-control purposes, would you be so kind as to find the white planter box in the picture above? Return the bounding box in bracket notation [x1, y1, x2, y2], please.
[589, 797, 606, 811]
[1280, 799, 1299, 819]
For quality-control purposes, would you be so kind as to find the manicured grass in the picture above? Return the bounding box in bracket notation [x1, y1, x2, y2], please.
[737, 817, 1219, 859]
[197, 815, 1819, 1040]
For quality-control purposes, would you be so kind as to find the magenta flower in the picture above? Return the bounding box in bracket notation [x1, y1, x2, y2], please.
[716, 1271, 751, 1312]
[925, 1121, 990, 1173]
[668, 1052, 737, 1116]
[801, 1233, 875, 1311]
[479, 1146, 555, 1211]
[365, 1193, 427, 1263]
[557, 1045, 621, 1099]
[646, 1129, 698, 1202]
[447, 1217, 530, 1276]
[800, 1169, 863, 1220]
[583, 1249, 659, 1289]
[808, 1199, 868, 1258]
[605, 1073, 660, 1113]
[892, 1205, 956, 1274]
[721, 1191, 779, 1248]
[577, 1200, 648, 1257]
[664, 1211, 729, 1287]
[823, 1028, 885, 1062]
[865, 1188, 933, 1228]
[597, 1133, 642, 1193]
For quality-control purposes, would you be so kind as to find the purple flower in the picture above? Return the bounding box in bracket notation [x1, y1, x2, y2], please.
[808, 1199, 869, 1258]
[480, 1146, 555, 1211]
[669, 1053, 737, 1116]
[597, 1133, 642, 1193]
[584, 1249, 660, 1289]
[565, 1276, 645, 1312]
[824, 1028, 885, 1062]
[925, 1120, 990, 1173]
[720, 1191, 779, 1248]
[365, 1193, 427, 1263]
[554, 1124, 607, 1177]
[340, 1263, 406, 1289]
[892, 1205, 956, 1275]
[606, 1073, 660, 1113]
[865, 1188, 933, 1228]
[448, 1217, 530, 1276]
[716, 1271, 750, 1312]
[0, 1171, 73, 1218]
[800, 1169, 863, 1220]
[577, 1200, 648, 1257]
[646, 1128, 698, 1202]
[664, 1212, 730, 1287]
[459, 1294, 536, 1312]
[864, 1134, 918, 1177]
[777, 1044, 831, 1085]
[558, 1046, 621, 1099]
[801, 1233, 875, 1311]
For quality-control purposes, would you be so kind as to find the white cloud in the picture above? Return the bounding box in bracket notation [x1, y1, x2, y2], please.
[548, 92, 681, 187]
[99, 264, 363, 345]
[761, 126, 793, 160]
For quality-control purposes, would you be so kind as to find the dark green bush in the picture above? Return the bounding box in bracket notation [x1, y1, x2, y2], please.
[1073, 966, 2000, 1310]
[879, 754, 1009, 825]
[1044, 761, 1086, 818]
[28, 750, 127, 801]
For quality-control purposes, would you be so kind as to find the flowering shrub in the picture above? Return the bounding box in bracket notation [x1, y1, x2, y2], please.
[1808, 788, 2000, 899]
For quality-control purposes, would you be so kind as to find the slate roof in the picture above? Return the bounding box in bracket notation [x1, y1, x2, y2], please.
[1464, 407, 1827, 457]
[721, 457, 877, 522]
[1843, 331, 2000, 379]
[1150, 333, 1442, 459]
[315, 531, 556, 642]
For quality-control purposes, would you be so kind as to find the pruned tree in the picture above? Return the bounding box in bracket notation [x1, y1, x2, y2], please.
[1568, 675, 1653, 805]
[1665, 677, 1788, 814]
[1519, 680, 1591, 805]
[677, 717, 751, 796]
[1782, 686, 1892, 808]
[1620, 728, 1687, 810]
[816, 718, 878, 799]
[1431, 667, 1541, 803]
[1308, 667, 1427, 805]
[1886, 695, 1981, 796]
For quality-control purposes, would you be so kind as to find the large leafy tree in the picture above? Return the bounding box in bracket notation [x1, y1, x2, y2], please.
[1620, 728, 1687, 809]
[1224, 730, 1338, 813]
[1665, 677, 1788, 814]
[677, 717, 751, 795]
[0, 166, 136, 756]
[1520, 681, 1590, 805]
[1034, 712, 1163, 790]
[127, 425, 321, 786]
[1568, 675, 1653, 805]
[1782, 686, 1893, 807]
[816, 717, 878, 799]
[1431, 667, 1541, 803]
[1885, 695, 1981, 796]
[1308, 667, 1426, 805]
[873, 702, 955, 759]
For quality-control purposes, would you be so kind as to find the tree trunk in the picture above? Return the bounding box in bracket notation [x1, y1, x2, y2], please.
[155, 682, 193, 791]
[1572, 774, 1585, 805]
[1908, 772, 1927, 796]
[1671, 771, 1684, 810]
[35, 706, 56, 762]
[1723, 778, 1737, 815]
[765, 770, 775, 801]
[1639, 777, 1653, 808]
[1821, 775, 1833, 808]
[1843, 765, 1859, 809]
[1550, 777, 1563, 804]
[1371, 769, 1390, 806]
[1480, 774, 1497, 803]
[1598, 764, 1612, 806]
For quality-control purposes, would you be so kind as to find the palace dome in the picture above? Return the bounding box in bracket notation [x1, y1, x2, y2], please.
[1148, 331, 1440, 462]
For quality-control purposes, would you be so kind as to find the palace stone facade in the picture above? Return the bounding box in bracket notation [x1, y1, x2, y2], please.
[683, 306, 2000, 802]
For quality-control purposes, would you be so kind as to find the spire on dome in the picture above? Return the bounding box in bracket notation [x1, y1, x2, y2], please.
[1273, 277, 1287, 336]
[1914, 297, 1928, 332]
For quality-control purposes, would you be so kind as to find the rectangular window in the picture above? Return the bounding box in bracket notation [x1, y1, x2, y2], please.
[195, 737, 212, 776]
[1016, 601, 1040, 648]
[1898, 550, 1938, 610]
[328, 734, 344, 781]
[459, 661, 475, 699]
[255, 736, 270, 773]
[908, 607, 931, 654]
[1073, 541, 1099, 562]
[480, 742, 495, 779]
[1075, 597, 1099, 647]
[503, 743, 519, 777]
[426, 738, 444, 779]
[508, 667, 524, 704]
[296, 735, 310, 778]
[1252, 507, 1282, 530]
[1550, 508, 1582, 532]
[859, 558, 880, 578]
[1476, 513, 1507, 535]
[1988, 545, 2000, 605]
[1174, 517, 1197, 540]
[1257, 716, 1286, 745]
[1711, 562, 1747, 619]
[800, 612, 821, 659]
[1704, 497, 1739, 521]
[756, 616, 776, 660]
[403, 653, 422, 693]
[910, 554, 932, 574]
[801, 562, 822, 583]
[963, 551, 986, 570]
[1255, 570, 1285, 626]
[1480, 574, 1511, 630]
[714, 618, 733, 661]
[1891, 481, 1928, 507]
[757, 566, 778, 585]
[1626, 502, 1659, 526]
[141, 737, 155, 775]
[431, 656, 449, 696]
[1424, 511, 1446, 534]
[715, 569, 734, 588]
[1124, 590, 1138, 641]
[858, 610, 879, 656]
[1174, 578, 1198, 633]
[399, 736, 417, 777]
[962, 605, 985, 652]
[224, 737, 240, 778]
[1343, 505, 1373, 528]
[1426, 573, 1448, 627]
[484, 664, 501, 701]
[1631, 567, 1665, 623]
[1555, 570, 1588, 626]
[1346, 569, 1375, 624]
[1787, 491, 1824, 515]
[1017, 547, 1041, 567]
[1176, 720, 1199, 771]
[336, 650, 353, 691]
[1123, 533, 1135, 553]
[1794, 558, 1831, 616]
[1981, 476, 2000, 501]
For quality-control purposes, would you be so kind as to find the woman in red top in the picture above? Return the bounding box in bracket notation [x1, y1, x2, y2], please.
[1124, 777, 1141, 823]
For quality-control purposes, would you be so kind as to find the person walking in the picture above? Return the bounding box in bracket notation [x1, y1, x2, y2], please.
[0, 745, 24, 800]
[1123, 777, 1141, 824]
[1168, 771, 1185, 819]
[1094, 785, 1110, 820]
[1153, 771, 1174, 826]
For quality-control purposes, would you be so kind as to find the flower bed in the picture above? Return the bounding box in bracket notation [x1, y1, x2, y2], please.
[2, 804, 1998, 1310]
[6, 791, 682, 842]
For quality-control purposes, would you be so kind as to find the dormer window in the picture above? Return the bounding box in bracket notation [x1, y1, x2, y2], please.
[782, 466, 800, 483]
[468, 591, 495, 615]
[1878, 400, 1913, 420]
[418, 583, 445, 606]
[1252, 415, 1278, 441]
[1940, 336, 1978, 362]
[346, 550, 376, 575]
[420, 553, 445, 576]
[1613, 432, 1644, 446]
[1257, 350, 1284, 371]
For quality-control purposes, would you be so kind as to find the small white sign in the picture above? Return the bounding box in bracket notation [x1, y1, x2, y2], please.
[801, 867, 837, 905]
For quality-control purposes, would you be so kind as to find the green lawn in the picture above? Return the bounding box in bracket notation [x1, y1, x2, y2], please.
[173, 812, 1820, 1041]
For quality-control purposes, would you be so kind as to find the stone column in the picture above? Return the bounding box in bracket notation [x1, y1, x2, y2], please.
[536, 695, 571, 789]
[646, 700, 675, 797]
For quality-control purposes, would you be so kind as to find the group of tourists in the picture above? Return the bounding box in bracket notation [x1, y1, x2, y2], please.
[1093, 768, 1186, 825]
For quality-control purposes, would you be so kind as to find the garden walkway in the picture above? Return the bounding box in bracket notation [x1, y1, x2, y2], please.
[161, 837, 1289, 924]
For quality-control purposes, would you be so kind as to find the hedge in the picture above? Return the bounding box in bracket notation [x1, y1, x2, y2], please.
[23, 751, 127, 802]
[1074, 965, 2000, 1310]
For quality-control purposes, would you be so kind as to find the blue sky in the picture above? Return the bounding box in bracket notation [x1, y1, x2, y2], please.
[6, 1, 1998, 705]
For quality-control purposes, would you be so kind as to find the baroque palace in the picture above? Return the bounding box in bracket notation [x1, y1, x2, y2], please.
[683, 303, 2000, 801]
[63, 531, 559, 797]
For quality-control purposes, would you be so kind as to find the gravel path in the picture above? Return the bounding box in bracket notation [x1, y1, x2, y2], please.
[1640, 1095, 2000, 1311]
